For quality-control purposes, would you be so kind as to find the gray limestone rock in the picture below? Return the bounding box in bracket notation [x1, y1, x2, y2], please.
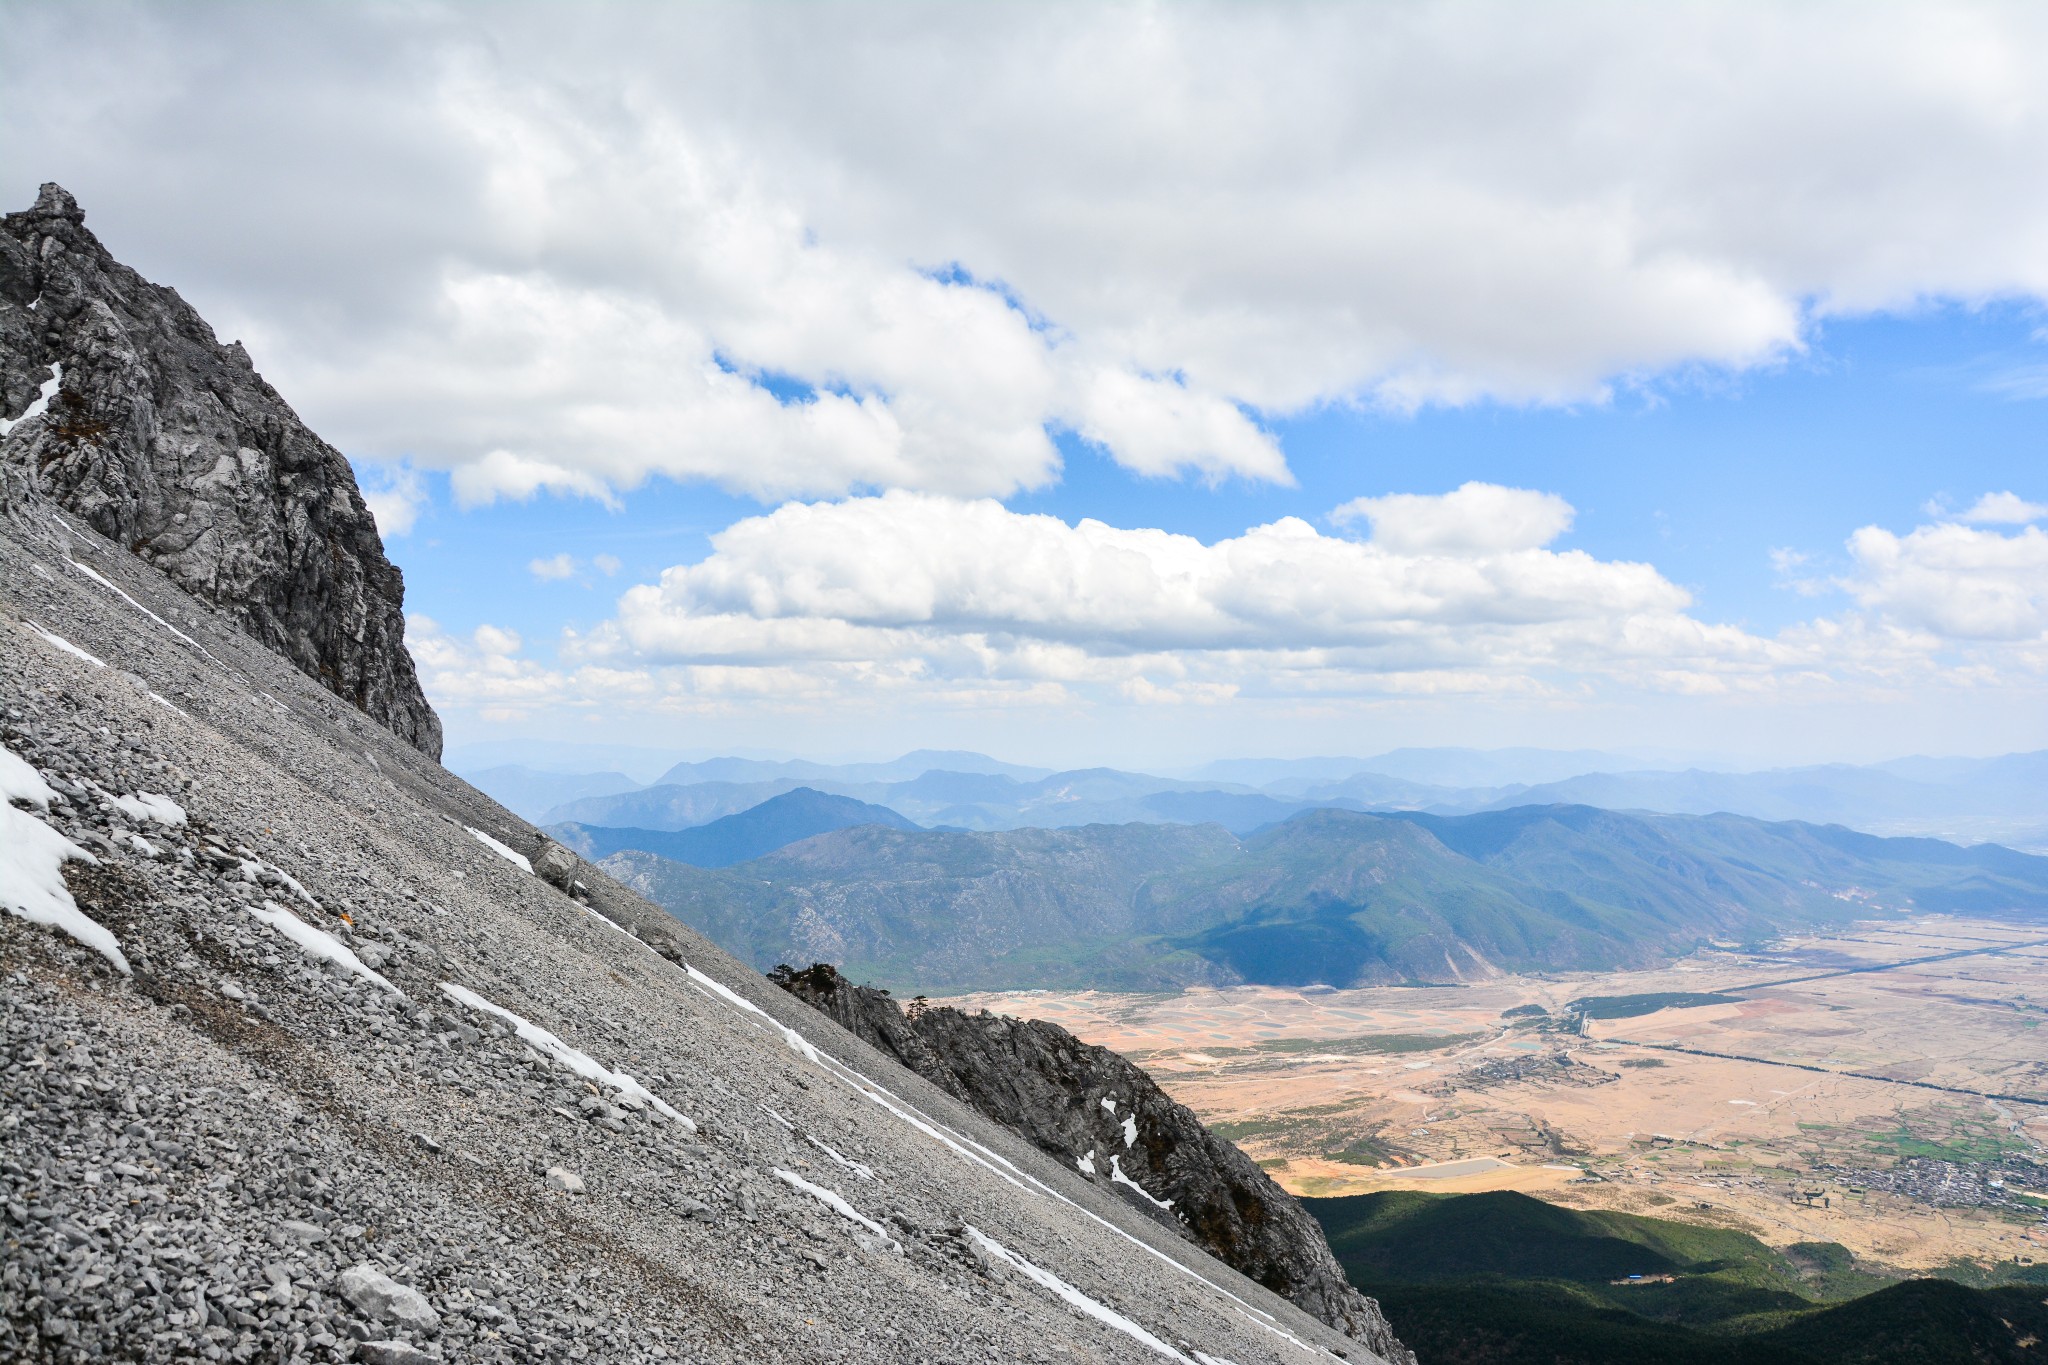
[0, 183, 441, 757]
[339, 1263, 442, 1331]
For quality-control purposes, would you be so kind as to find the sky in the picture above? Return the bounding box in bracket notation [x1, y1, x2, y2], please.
[4, 1, 2047, 771]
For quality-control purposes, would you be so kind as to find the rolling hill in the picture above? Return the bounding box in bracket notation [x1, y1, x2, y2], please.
[602, 804, 2048, 992]
[550, 786, 918, 867]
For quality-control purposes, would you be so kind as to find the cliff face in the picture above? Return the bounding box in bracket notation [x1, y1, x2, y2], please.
[773, 962, 1415, 1364]
[0, 183, 441, 758]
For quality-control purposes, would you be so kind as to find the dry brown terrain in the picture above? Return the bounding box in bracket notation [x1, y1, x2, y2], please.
[947, 917, 2048, 1273]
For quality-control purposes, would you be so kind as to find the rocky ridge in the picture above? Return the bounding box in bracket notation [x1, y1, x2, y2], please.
[1, 478, 1387, 1361]
[0, 184, 440, 758]
[771, 963, 1413, 1365]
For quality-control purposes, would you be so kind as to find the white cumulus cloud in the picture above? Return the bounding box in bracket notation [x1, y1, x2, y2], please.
[1840, 519, 2048, 642]
[581, 489, 1735, 690]
[1331, 482, 1575, 555]
[1956, 491, 2048, 525]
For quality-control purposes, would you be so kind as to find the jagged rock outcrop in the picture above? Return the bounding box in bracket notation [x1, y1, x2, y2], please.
[0, 183, 441, 758]
[773, 962, 1416, 1364]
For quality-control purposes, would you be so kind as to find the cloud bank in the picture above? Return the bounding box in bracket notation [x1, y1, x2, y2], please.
[406, 489, 2048, 727]
[7, 2, 2048, 506]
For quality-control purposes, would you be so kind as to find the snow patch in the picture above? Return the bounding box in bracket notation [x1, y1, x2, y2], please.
[1, 745, 57, 810]
[1101, 1097, 1117, 1113]
[1109, 1154, 1173, 1209]
[1077, 1149, 1097, 1176]
[122, 833, 158, 859]
[0, 803, 129, 974]
[24, 621, 106, 669]
[1122, 1114, 1138, 1149]
[439, 981, 689, 1127]
[248, 899, 400, 994]
[465, 826, 533, 873]
[0, 362, 60, 436]
[773, 1169, 899, 1252]
[964, 1226, 1190, 1361]
[109, 791, 186, 827]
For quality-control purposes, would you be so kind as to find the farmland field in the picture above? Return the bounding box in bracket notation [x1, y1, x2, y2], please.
[946, 916, 2048, 1274]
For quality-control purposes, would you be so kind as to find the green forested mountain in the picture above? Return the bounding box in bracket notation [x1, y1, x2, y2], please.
[549, 787, 918, 868]
[602, 804, 2048, 992]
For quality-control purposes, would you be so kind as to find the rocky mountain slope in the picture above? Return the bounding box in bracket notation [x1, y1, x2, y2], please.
[772, 963, 1412, 1365]
[0, 184, 440, 758]
[603, 806, 2048, 993]
[0, 345, 1393, 1363]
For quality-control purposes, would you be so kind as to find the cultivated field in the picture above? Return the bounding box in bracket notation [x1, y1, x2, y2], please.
[947, 917, 2048, 1274]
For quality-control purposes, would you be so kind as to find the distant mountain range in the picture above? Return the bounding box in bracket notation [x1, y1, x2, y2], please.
[550, 788, 917, 868]
[597, 804, 2048, 993]
[461, 745, 2048, 853]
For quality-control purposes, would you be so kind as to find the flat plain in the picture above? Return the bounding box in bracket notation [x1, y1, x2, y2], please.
[946, 916, 2048, 1275]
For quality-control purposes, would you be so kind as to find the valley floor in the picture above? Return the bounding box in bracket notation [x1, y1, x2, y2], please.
[947, 917, 2048, 1277]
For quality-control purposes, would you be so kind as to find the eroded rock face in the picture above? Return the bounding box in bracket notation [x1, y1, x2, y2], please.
[0, 183, 441, 758]
[773, 963, 1416, 1364]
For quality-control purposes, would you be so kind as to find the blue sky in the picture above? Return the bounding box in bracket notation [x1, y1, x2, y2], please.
[8, 2, 2046, 770]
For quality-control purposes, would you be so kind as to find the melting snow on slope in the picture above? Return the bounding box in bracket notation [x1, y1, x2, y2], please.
[466, 827, 533, 873]
[24, 621, 106, 669]
[1078, 1149, 1098, 1176]
[773, 1169, 899, 1252]
[1109, 1155, 1174, 1209]
[0, 362, 60, 436]
[965, 1226, 1191, 1362]
[0, 802, 129, 975]
[109, 791, 186, 827]
[439, 981, 690, 1128]
[248, 899, 400, 994]
[1, 746, 58, 810]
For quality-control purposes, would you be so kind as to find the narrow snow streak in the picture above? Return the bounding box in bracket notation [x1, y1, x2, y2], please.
[808, 1134, 878, 1181]
[773, 1169, 898, 1251]
[439, 981, 686, 1123]
[684, 965, 821, 1062]
[466, 826, 533, 873]
[248, 899, 400, 994]
[965, 1226, 1191, 1361]
[65, 557, 216, 659]
[1123, 1114, 1139, 1148]
[1110, 1154, 1174, 1209]
[24, 621, 106, 669]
